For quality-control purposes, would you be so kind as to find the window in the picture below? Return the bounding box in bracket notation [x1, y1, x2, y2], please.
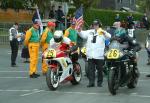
[117, 0, 123, 3]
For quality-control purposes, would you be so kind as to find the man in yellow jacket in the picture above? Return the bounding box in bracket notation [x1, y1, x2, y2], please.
[24, 20, 40, 78]
[40, 21, 56, 75]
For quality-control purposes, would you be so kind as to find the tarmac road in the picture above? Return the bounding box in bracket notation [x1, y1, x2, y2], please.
[0, 45, 150, 103]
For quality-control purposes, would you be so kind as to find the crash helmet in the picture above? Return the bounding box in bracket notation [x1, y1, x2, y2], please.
[53, 30, 63, 43]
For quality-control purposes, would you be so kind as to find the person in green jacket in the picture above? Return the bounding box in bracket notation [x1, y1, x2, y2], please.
[64, 22, 78, 45]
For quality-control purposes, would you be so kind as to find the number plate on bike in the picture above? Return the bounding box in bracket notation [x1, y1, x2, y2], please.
[107, 49, 120, 59]
[46, 49, 56, 58]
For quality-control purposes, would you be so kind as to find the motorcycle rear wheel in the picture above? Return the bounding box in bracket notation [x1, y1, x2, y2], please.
[71, 62, 82, 85]
[127, 70, 138, 89]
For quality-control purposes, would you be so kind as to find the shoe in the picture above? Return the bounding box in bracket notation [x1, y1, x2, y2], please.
[87, 84, 95, 88]
[26, 61, 30, 63]
[34, 73, 40, 77]
[146, 74, 150, 77]
[30, 74, 36, 78]
[97, 84, 102, 87]
[24, 61, 30, 63]
[29, 73, 40, 78]
[147, 62, 150, 65]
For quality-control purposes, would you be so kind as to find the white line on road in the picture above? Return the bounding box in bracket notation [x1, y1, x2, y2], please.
[0, 77, 28, 79]
[20, 90, 44, 97]
[0, 71, 42, 73]
[0, 89, 31, 92]
[1, 89, 150, 98]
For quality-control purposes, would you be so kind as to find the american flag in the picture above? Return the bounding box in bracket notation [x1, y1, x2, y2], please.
[73, 6, 84, 30]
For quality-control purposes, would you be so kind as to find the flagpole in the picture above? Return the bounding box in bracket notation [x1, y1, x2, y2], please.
[35, 5, 43, 35]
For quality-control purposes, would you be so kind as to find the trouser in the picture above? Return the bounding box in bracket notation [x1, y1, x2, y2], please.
[42, 43, 48, 73]
[28, 43, 39, 75]
[88, 59, 104, 85]
[84, 58, 89, 78]
[146, 48, 150, 63]
[10, 39, 19, 65]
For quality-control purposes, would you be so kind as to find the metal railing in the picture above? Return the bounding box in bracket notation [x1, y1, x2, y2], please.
[0, 28, 9, 44]
[0, 23, 32, 45]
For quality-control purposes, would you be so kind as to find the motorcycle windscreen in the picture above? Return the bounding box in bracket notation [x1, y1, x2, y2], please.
[106, 40, 126, 59]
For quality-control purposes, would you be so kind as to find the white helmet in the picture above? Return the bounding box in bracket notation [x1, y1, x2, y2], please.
[53, 30, 63, 43]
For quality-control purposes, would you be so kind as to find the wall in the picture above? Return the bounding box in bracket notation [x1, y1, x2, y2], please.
[0, 8, 34, 23]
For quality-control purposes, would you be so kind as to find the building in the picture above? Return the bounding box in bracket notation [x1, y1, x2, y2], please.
[98, 0, 136, 11]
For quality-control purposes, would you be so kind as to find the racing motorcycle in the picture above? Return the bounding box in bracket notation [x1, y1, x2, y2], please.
[43, 43, 82, 90]
[104, 39, 139, 95]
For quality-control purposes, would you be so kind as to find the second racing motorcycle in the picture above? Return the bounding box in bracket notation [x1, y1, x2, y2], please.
[105, 39, 139, 95]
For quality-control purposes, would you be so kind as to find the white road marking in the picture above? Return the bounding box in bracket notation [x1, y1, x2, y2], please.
[1, 89, 150, 98]
[0, 77, 28, 79]
[0, 71, 29, 73]
[0, 71, 148, 74]
[0, 89, 31, 92]
[20, 90, 44, 97]
[131, 94, 150, 98]
[53, 91, 109, 96]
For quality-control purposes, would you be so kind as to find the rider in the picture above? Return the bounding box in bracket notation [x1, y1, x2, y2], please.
[112, 21, 141, 78]
[49, 30, 78, 52]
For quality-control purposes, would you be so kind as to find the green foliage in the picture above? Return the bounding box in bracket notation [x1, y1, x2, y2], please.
[136, 0, 150, 13]
[0, 0, 25, 10]
[69, 8, 143, 26]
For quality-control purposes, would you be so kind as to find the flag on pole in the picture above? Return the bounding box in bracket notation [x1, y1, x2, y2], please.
[32, 7, 43, 35]
[73, 6, 84, 30]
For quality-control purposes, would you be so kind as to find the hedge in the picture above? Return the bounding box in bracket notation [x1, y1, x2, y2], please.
[69, 8, 143, 27]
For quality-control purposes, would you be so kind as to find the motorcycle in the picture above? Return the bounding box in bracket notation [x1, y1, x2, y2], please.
[43, 43, 82, 90]
[104, 39, 139, 95]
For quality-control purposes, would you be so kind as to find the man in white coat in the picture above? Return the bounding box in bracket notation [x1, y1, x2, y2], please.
[78, 19, 111, 87]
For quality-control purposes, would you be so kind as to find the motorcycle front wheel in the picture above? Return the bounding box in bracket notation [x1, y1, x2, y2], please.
[46, 63, 60, 91]
[108, 67, 119, 95]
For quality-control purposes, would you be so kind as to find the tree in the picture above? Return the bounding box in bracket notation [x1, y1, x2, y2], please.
[0, 0, 25, 11]
[136, 0, 150, 16]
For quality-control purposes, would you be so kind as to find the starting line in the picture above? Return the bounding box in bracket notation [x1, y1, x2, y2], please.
[0, 89, 150, 98]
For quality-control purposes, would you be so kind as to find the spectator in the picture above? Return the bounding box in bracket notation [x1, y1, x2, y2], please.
[21, 27, 30, 63]
[49, 5, 56, 19]
[142, 13, 149, 30]
[56, 6, 65, 30]
[9, 22, 21, 67]
[115, 14, 120, 22]
[67, 14, 73, 28]
[127, 13, 134, 29]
